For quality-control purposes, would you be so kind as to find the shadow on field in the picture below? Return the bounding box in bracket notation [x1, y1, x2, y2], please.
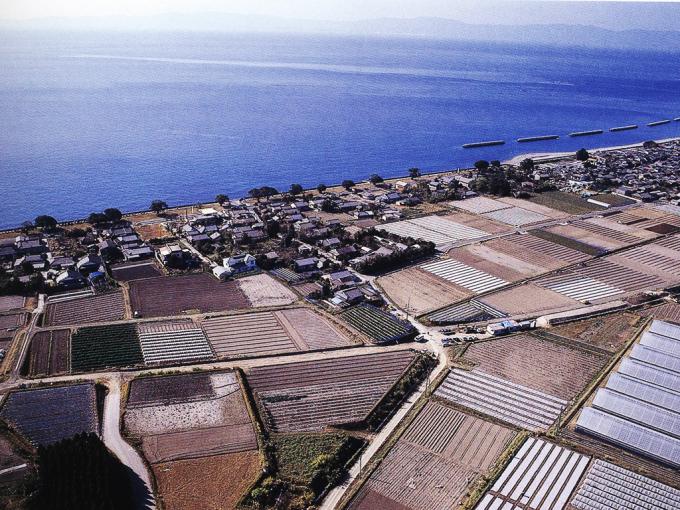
[124, 465, 155, 510]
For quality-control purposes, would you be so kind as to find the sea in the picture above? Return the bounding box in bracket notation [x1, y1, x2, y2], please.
[1, 30, 680, 229]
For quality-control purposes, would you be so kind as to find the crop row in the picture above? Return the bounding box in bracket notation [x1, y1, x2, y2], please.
[340, 305, 415, 343]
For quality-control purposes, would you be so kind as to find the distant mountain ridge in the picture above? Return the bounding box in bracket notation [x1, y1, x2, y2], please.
[3, 12, 680, 51]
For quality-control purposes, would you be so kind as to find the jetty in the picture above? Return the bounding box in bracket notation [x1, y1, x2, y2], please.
[462, 140, 505, 149]
[648, 120, 671, 127]
[516, 135, 559, 143]
[675, 117, 680, 122]
[569, 130, 604, 137]
[609, 125, 638, 132]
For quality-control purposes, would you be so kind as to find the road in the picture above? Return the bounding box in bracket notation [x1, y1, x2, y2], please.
[101, 377, 156, 510]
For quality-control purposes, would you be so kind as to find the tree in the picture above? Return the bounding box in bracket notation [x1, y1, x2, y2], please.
[576, 148, 590, 161]
[519, 158, 535, 171]
[88, 212, 108, 225]
[150, 200, 168, 215]
[248, 188, 263, 201]
[289, 183, 303, 196]
[266, 219, 281, 237]
[408, 167, 421, 179]
[260, 186, 279, 198]
[34, 215, 57, 230]
[316, 183, 327, 194]
[491, 160, 501, 168]
[20, 260, 34, 275]
[474, 160, 490, 171]
[103, 208, 122, 222]
[20, 221, 33, 234]
[341, 180, 355, 191]
[369, 174, 384, 184]
[215, 194, 229, 205]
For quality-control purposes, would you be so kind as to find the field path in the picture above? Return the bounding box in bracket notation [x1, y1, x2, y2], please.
[102, 377, 156, 510]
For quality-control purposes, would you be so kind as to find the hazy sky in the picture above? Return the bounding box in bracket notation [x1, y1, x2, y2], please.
[1, 0, 676, 21]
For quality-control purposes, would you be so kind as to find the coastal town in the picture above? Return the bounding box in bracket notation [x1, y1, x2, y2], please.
[2, 138, 680, 510]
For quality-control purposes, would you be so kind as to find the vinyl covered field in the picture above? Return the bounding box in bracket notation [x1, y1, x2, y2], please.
[43, 291, 126, 326]
[235, 273, 297, 307]
[153, 451, 260, 510]
[548, 312, 642, 352]
[110, 261, 162, 281]
[23, 329, 70, 376]
[461, 334, 609, 400]
[125, 371, 257, 464]
[0, 383, 98, 446]
[247, 350, 415, 432]
[202, 308, 352, 358]
[350, 402, 514, 510]
[377, 214, 492, 249]
[377, 267, 471, 316]
[137, 320, 213, 364]
[129, 274, 250, 317]
[340, 305, 415, 343]
[70, 323, 143, 372]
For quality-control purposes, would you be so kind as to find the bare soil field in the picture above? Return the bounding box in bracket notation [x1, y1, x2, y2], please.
[277, 308, 353, 350]
[135, 222, 171, 240]
[640, 301, 680, 324]
[544, 223, 630, 252]
[462, 333, 609, 400]
[128, 274, 250, 317]
[486, 233, 590, 269]
[110, 261, 162, 281]
[442, 210, 510, 234]
[548, 312, 642, 352]
[153, 451, 260, 510]
[43, 291, 126, 326]
[498, 196, 570, 219]
[247, 350, 415, 432]
[236, 273, 297, 307]
[477, 283, 581, 316]
[23, 329, 70, 377]
[0, 296, 25, 312]
[126, 372, 258, 465]
[376, 267, 471, 315]
[0, 312, 25, 339]
[350, 402, 514, 510]
[446, 244, 541, 281]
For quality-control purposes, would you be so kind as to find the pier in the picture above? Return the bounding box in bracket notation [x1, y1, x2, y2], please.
[609, 125, 638, 132]
[516, 135, 560, 143]
[648, 120, 671, 127]
[569, 130, 604, 137]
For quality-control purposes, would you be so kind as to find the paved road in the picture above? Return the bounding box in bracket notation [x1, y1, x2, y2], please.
[101, 377, 156, 510]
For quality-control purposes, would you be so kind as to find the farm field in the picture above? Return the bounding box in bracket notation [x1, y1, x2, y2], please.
[461, 333, 609, 400]
[277, 308, 353, 350]
[484, 232, 590, 270]
[451, 196, 511, 214]
[377, 214, 491, 249]
[340, 305, 415, 343]
[236, 273, 297, 307]
[475, 437, 589, 510]
[548, 312, 642, 351]
[497, 196, 570, 219]
[23, 329, 70, 376]
[0, 312, 25, 339]
[526, 191, 604, 214]
[0, 383, 98, 446]
[153, 451, 260, 510]
[529, 229, 604, 256]
[476, 283, 582, 317]
[445, 244, 543, 281]
[376, 267, 471, 316]
[541, 218, 647, 252]
[444, 210, 511, 235]
[640, 301, 680, 324]
[138, 324, 213, 364]
[128, 274, 250, 317]
[247, 350, 415, 432]
[70, 323, 143, 372]
[125, 372, 257, 464]
[420, 258, 508, 294]
[43, 291, 126, 326]
[0, 295, 25, 312]
[482, 205, 548, 226]
[110, 261, 162, 281]
[135, 221, 170, 240]
[350, 402, 514, 510]
[426, 300, 506, 325]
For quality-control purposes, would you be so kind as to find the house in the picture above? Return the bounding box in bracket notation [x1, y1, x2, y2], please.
[330, 288, 365, 307]
[15, 238, 46, 255]
[320, 238, 341, 250]
[98, 240, 121, 260]
[56, 269, 87, 289]
[0, 245, 16, 263]
[49, 255, 75, 270]
[158, 244, 192, 267]
[395, 181, 412, 192]
[15, 254, 47, 271]
[122, 246, 154, 261]
[76, 254, 102, 273]
[212, 266, 231, 281]
[223, 253, 257, 275]
[293, 257, 319, 273]
[327, 270, 361, 289]
[331, 245, 358, 261]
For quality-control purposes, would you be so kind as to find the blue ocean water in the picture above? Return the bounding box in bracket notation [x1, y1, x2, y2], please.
[1, 30, 679, 229]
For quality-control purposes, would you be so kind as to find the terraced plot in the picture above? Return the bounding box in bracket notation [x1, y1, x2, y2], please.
[475, 437, 589, 510]
[23, 329, 70, 376]
[138, 326, 213, 364]
[462, 334, 608, 400]
[340, 305, 415, 343]
[571, 459, 680, 510]
[70, 323, 143, 372]
[125, 372, 257, 464]
[129, 274, 250, 317]
[350, 402, 514, 510]
[247, 350, 415, 432]
[0, 383, 98, 446]
[436, 369, 567, 431]
[43, 291, 126, 326]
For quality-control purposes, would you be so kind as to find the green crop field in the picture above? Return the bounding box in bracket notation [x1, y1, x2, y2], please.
[70, 323, 143, 372]
[340, 304, 415, 344]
